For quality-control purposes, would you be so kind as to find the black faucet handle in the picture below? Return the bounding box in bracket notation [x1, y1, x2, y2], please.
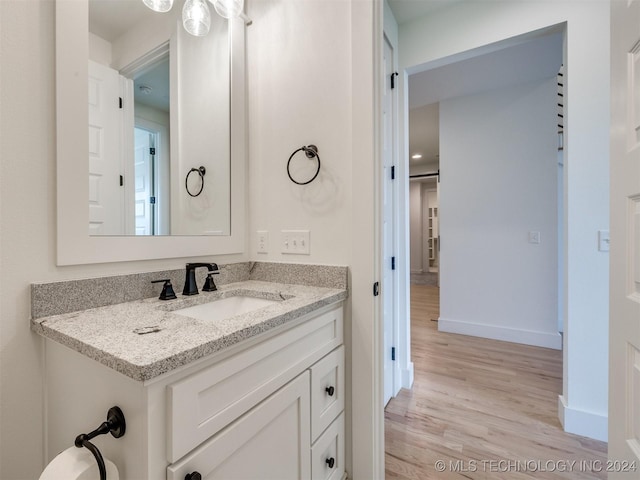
[202, 271, 219, 292]
[151, 279, 177, 300]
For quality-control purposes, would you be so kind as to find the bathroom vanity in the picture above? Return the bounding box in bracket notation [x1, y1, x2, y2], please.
[32, 273, 347, 480]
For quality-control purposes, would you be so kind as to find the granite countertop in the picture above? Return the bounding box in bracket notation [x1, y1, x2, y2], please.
[31, 280, 347, 382]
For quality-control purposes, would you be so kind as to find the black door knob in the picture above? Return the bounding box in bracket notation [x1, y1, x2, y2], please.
[325, 386, 335, 396]
[326, 457, 335, 468]
[185, 472, 202, 480]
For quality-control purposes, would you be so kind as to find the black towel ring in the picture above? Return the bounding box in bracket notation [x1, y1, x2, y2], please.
[186, 166, 206, 197]
[74, 406, 126, 480]
[287, 145, 321, 185]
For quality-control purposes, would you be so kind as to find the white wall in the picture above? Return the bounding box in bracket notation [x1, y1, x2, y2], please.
[246, 0, 351, 264]
[397, 0, 609, 441]
[438, 77, 560, 348]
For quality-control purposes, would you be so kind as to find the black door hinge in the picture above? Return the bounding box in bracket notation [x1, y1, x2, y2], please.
[391, 165, 395, 180]
[391, 347, 396, 361]
[391, 72, 398, 89]
[391, 256, 396, 270]
[149, 147, 156, 155]
[119, 175, 123, 186]
[150, 196, 156, 204]
[119, 97, 123, 109]
[373, 281, 380, 297]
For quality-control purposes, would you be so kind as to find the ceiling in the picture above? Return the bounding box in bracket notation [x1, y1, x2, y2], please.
[89, 0, 151, 43]
[406, 31, 563, 174]
[89, 0, 171, 112]
[387, 0, 465, 25]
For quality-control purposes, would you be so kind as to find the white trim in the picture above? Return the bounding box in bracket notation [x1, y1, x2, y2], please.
[438, 317, 562, 350]
[558, 395, 607, 442]
[401, 362, 414, 389]
[350, 0, 384, 478]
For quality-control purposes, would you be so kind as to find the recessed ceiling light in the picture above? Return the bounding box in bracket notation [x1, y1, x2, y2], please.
[411, 154, 422, 159]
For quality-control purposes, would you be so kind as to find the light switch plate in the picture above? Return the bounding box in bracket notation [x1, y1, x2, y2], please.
[281, 230, 310, 255]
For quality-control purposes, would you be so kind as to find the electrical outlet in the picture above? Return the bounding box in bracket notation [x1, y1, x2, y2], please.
[257, 231, 268, 254]
[281, 230, 310, 255]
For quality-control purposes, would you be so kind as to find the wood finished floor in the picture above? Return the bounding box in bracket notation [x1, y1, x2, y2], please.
[384, 284, 608, 480]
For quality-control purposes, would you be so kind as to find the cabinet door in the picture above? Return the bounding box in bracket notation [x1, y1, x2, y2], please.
[167, 372, 311, 480]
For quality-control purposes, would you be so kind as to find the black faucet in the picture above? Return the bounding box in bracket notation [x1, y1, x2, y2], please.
[182, 263, 220, 296]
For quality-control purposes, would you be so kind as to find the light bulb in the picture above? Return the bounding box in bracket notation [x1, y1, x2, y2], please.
[213, 0, 243, 19]
[142, 0, 173, 13]
[182, 0, 211, 36]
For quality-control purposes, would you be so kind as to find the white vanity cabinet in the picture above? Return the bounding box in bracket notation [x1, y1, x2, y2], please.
[43, 303, 345, 480]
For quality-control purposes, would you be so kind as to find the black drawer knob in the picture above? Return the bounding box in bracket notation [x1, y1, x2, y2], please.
[185, 472, 202, 480]
[325, 386, 335, 396]
[326, 457, 335, 469]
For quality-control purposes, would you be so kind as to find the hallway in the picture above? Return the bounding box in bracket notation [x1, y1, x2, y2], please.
[384, 285, 608, 479]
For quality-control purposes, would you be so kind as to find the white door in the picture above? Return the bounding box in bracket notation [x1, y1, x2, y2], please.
[88, 60, 123, 234]
[134, 128, 155, 235]
[610, 1, 640, 477]
[382, 35, 397, 406]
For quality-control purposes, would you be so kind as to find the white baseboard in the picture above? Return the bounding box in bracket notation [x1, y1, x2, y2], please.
[401, 362, 414, 390]
[438, 317, 562, 350]
[558, 395, 608, 442]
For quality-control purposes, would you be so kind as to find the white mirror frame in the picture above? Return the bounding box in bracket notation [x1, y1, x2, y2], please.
[56, 0, 246, 265]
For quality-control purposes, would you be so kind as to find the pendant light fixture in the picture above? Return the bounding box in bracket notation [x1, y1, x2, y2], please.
[182, 0, 212, 37]
[142, 0, 245, 37]
[143, 0, 174, 13]
[213, 0, 243, 19]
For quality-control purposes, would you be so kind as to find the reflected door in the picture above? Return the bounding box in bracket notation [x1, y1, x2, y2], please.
[134, 128, 156, 235]
[88, 60, 124, 234]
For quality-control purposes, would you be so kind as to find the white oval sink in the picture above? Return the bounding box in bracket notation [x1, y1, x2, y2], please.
[173, 296, 279, 323]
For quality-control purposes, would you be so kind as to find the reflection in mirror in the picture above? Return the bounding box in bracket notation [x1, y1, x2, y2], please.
[88, 0, 230, 236]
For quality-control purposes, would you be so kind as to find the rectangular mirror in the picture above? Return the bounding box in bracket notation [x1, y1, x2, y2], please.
[56, 0, 246, 264]
[88, 0, 230, 236]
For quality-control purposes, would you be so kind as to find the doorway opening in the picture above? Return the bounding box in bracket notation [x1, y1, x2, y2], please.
[134, 127, 158, 235]
[127, 50, 171, 236]
[408, 102, 440, 293]
[403, 26, 564, 348]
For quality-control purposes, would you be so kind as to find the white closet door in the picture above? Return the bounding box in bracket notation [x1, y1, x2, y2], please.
[609, 1, 640, 477]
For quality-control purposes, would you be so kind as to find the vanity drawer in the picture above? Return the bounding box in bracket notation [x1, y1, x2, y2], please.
[311, 413, 344, 480]
[167, 372, 311, 480]
[310, 346, 344, 441]
[167, 305, 343, 462]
